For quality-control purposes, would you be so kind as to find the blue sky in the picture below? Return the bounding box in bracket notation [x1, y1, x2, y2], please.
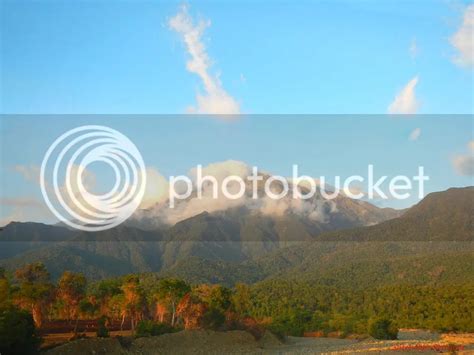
[0, 0, 473, 224]
[1, 0, 473, 114]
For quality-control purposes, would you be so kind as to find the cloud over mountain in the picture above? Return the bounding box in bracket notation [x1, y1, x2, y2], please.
[452, 141, 474, 176]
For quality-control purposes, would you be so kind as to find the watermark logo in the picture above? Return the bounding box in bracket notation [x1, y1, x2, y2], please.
[40, 126, 430, 231]
[169, 165, 429, 208]
[40, 126, 146, 231]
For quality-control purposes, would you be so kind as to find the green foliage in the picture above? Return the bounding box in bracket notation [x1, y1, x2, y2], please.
[13, 263, 54, 327]
[58, 271, 87, 321]
[199, 285, 232, 312]
[0, 259, 471, 342]
[79, 299, 97, 317]
[249, 280, 474, 335]
[89, 278, 122, 299]
[156, 278, 190, 301]
[269, 309, 312, 336]
[134, 320, 177, 338]
[58, 272, 87, 301]
[15, 263, 49, 284]
[0, 188, 472, 286]
[0, 268, 10, 308]
[231, 283, 251, 316]
[154, 278, 191, 326]
[368, 317, 398, 340]
[0, 306, 41, 355]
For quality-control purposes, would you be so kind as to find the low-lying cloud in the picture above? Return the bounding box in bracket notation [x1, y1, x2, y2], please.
[452, 141, 474, 176]
[133, 160, 335, 226]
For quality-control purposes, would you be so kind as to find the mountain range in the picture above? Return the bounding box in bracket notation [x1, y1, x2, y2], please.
[0, 187, 472, 287]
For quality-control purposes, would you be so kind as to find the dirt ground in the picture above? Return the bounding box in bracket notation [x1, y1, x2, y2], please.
[43, 330, 474, 354]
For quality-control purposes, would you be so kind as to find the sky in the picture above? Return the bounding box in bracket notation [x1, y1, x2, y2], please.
[0, 0, 473, 225]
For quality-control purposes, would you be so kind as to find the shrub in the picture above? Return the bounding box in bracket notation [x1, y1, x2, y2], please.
[0, 306, 41, 355]
[201, 308, 226, 330]
[97, 316, 109, 338]
[135, 320, 176, 338]
[368, 317, 398, 340]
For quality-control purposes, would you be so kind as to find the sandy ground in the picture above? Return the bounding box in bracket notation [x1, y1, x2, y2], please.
[262, 336, 474, 354]
[43, 330, 474, 354]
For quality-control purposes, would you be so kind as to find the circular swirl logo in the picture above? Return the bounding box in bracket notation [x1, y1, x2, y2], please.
[40, 125, 147, 232]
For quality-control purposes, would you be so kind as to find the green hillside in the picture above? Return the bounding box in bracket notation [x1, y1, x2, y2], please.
[0, 187, 472, 285]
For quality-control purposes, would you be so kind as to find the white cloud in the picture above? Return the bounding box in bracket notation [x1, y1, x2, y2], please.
[453, 155, 474, 175]
[452, 140, 474, 176]
[169, 5, 240, 115]
[409, 127, 421, 141]
[131, 160, 334, 226]
[140, 168, 170, 209]
[13, 165, 41, 184]
[0, 197, 43, 208]
[0, 197, 52, 226]
[388, 76, 420, 114]
[450, 4, 474, 68]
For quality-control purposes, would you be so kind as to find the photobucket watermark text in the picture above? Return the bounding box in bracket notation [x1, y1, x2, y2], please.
[169, 165, 429, 208]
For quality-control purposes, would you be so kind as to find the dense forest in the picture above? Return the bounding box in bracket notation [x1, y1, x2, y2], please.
[1, 263, 473, 354]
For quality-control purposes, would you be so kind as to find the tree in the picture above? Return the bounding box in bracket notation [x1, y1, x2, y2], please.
[14, 263, 54, 328]
[0, 268, 10, 308]
[108, 294, 126, 330]
[154, 302, 169, 323]
[368, 317, 398, 340]
[192, 284, 231, 312]
[194, 284, 232, 330]
[79, 299, 98, 319]
[57, 271, 87, 332]
[121, 275, 145, 330]
[155, 279, 190, 326]
[89, 278, 122, 317]
[0, 305, 41, 355]
[176, 293, 207, 330]
[232, 283, 251, 317]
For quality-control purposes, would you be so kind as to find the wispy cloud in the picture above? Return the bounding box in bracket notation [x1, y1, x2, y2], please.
[169, 5, 240, 115]
[0, 197, 51, 226]
[388, 76, 420, 114]
[0, 197, 43, 208]
[13, 165, 41, 184]
[409, 127, 421, 141]
[450, 4, 474, 68]
[452, 141, 474, 176]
